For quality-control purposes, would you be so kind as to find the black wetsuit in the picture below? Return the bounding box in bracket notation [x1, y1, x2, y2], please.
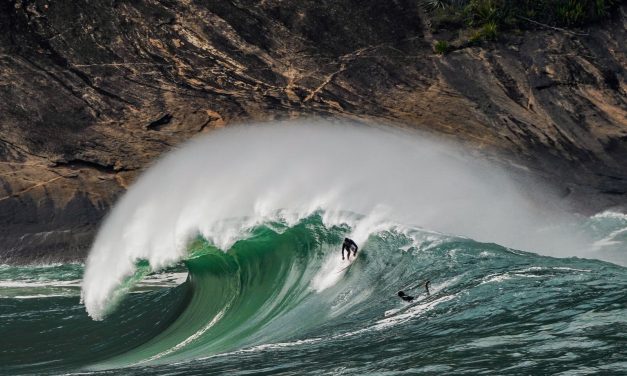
[398, 291, 414, 302]
[398, 281, 430, 302]
[342, 238, 358, 260]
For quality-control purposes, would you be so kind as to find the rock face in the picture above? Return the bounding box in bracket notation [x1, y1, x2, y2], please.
[0, 0, 625, 262]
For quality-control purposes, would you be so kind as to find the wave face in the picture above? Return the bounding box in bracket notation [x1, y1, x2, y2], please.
[3, 213, 627, 375]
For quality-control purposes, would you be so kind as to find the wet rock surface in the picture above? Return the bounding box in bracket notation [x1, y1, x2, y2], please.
[0, 0, 625, 261]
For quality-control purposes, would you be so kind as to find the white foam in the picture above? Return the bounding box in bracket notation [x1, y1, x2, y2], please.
[310, 253, 352, 293]
[590, 211, 627, 221]
[195, 337, 324, 362]
[137, 272, 189, 286]
[479, 274, 513, 285]
[9, 294, 73, 299]
[0, 280, 83, 288]
[592, 226, 627, 250]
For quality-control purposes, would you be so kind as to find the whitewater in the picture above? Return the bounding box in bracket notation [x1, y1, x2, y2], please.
[1, 122, 625, 375]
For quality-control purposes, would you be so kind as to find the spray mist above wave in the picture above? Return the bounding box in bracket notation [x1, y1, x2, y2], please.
[81, 121, 589, 320]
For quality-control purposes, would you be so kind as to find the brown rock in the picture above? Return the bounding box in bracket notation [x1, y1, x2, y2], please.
[0, 0, 625, 261]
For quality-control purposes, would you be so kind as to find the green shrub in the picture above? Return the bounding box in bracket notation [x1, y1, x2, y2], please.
[467, 20, 498, 43]
[468, 30, 482, 43]
[594, 0, 612, 17]
[433, 40, 451, 54]
[425, 0, 619, 31]
[481, 20, 498, 40]
[464, 0, 502, 26]
[557, 0, 585, 25]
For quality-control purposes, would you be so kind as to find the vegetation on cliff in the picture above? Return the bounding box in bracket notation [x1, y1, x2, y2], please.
[427, 0, 621, 51]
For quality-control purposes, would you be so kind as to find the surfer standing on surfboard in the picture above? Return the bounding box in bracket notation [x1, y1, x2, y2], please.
[341, 238, 358, 260]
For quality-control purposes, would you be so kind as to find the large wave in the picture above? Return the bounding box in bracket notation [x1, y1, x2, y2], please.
[74, 213, 625, 373]
[81, 122, 605, 320]
[4, 208, 626, 373]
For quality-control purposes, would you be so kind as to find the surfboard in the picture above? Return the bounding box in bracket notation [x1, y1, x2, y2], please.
[337, 252, 360, 273]
[338, 262, 352, 273]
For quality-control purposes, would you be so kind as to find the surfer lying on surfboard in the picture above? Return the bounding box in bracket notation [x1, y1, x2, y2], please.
[397, 280, 431, 302]
[341, 238, 358, 260]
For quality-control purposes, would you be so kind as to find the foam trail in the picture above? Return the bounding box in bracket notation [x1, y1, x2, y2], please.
[82, 121, 591, 319]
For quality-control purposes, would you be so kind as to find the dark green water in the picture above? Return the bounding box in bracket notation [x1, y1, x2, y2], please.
[1, 214, 626, 375]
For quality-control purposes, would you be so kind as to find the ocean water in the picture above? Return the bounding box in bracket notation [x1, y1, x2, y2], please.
[1, 123, 626, 375]
[1, 213, 626, 375]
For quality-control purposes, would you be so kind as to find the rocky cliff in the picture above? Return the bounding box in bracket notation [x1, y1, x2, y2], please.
[1, 0, 625, 262]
